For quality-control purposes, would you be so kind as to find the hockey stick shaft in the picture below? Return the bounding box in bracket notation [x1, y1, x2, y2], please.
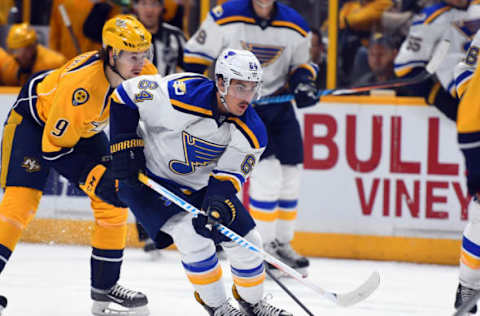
[265, 268, 315, 316]
[58, 4, 81, 54]
[138, 173, 380, 307]
[254, 39, 450, 106]
[453, 290, 480, 316]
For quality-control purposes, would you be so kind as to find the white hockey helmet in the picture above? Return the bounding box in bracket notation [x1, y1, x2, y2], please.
[215, 48, 263, 101]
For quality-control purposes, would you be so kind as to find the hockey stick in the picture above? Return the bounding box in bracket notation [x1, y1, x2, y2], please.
[138, 173, 380, 307]
[453, 290, 480, 316]
[265, 268, 315, 316]
[58, 4, 81, 55]
[253, 39, 450, 106]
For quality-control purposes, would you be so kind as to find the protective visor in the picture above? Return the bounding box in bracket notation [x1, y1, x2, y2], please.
[229, 81, 262, 102]
[116, 45, 153, 66]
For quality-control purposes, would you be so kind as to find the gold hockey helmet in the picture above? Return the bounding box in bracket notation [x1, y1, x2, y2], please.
[7, 23, 37, 50]
[102, 15, 152, 56]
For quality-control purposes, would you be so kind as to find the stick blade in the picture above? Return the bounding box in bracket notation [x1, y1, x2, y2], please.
[335, 271, 380, 307]
[426, 39, 450, 74]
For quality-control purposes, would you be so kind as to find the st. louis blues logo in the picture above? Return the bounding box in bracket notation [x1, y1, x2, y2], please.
[241, 41, 285, 66]
[169, 131, 226, 175]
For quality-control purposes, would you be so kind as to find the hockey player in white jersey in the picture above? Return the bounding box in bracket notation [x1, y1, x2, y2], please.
[394, 0, 480, 121]
[109, 48, 293, 316]
[184, 0, 318, 277]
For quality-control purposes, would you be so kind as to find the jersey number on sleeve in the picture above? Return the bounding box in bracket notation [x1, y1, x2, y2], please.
[51, 119, 69, 137]
[466, 46, 480, 66]
[406, 36, 422, 52]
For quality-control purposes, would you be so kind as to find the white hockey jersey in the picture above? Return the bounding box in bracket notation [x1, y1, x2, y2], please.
[395, 1, 480, 96]
[111, 73, 267, 193]
[455, 25, 480, 97]
[184, 0, 313, 97]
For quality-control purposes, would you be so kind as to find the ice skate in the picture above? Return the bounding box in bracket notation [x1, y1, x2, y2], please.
[143, 239, 162, 260]
[0, 295, 7, 315]
[264, 240, 308, 278]
[194, 291, 245, 315]
[91, 283, 149, 316]
[455, 283, 478, 315]
[232, 285, 292, 316]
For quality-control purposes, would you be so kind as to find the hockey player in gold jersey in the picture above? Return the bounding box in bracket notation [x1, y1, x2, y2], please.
[0, 15, 157, 316]
[3, 23, 67, 86]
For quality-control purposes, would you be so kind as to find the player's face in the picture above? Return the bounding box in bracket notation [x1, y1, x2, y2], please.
[134, 0, 162, 31]
[11, 44, 36, 70]
[253, 0, 275, 8]
[444, 0, 469, 9]
[368, 43, 397, 76]
[115, 50, 150, 79]
[224, 79, 260, 116]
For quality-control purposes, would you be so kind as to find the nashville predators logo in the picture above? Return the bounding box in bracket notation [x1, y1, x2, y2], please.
[240, 41, 285, 67]
[22, 157, 41, 173]
[169, 131, 226, 175]
[72, 88, 89, 106]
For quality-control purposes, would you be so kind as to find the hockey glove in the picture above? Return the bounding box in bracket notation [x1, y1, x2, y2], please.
[289, 69, 319, 108]
[202, 194, 237, 226]
[79, 163, 126, 208]
[192, 194, 237, 243]
[110, 133, 145, 186]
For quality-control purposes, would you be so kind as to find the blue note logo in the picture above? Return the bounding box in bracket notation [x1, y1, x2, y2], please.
[169, 131, 226, 175]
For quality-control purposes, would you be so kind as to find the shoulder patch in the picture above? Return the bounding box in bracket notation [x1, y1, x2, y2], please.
[72, 88, 89, 106]
[212, 5, 224, 18]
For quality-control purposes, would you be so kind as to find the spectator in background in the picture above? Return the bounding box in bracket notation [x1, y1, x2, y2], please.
[132, 0, 185, 75]
[83, 0, 129, 45]
[0, 47, 18, 85]
[338, 0, 394, 85]
[355, 32, 397, 85]
[310, 27, 327, 90]
[0, 0, 13, 25]
[163, 0, 185, 30]
[3, 23, 66, 86]
[49, 0, 110, 60]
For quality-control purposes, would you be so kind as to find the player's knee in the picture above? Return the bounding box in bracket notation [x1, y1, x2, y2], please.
[168, 214, 216, 257]
[91, 199, 128, 224]
[223, 229, 263, 266]
[79, 164, 126, 208]
[0, 187, 41, 228]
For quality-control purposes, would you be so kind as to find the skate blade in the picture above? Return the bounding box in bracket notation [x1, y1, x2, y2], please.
[92, 301, 149, 316]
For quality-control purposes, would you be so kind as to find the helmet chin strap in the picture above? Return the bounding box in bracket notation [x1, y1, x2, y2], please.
[109, 55, 128, 82]
[217, 78, 231, 113]
[254, 0, 275, 9]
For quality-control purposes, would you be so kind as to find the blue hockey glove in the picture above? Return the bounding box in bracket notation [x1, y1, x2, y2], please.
[202, 194, 237, 226]
[110, 133, 145, 186]
[290, 73, 318, 108]
[192, 194, 237, 243]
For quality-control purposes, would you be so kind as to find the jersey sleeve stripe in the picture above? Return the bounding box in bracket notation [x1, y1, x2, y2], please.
[456, 70, 473, 97]
[42, 147, 74, 161]
[446, 79, 456, 97]
[184, 49, 216, 61]
[294, 64, 318, 80]
[171, 99, 213, 117]
[227, 117, 260, 149]
[115, 84, 138, 110]
[216, 16, 256, 25]
[212, 169, 246, 184]
[211, 174, 241, 192]
[271, 21, 308, 37]
[184, 56, 213, 66]
[424, 6, 450, 24]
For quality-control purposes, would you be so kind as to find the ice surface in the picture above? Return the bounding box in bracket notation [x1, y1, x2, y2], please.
[1, 243, 459, 315]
